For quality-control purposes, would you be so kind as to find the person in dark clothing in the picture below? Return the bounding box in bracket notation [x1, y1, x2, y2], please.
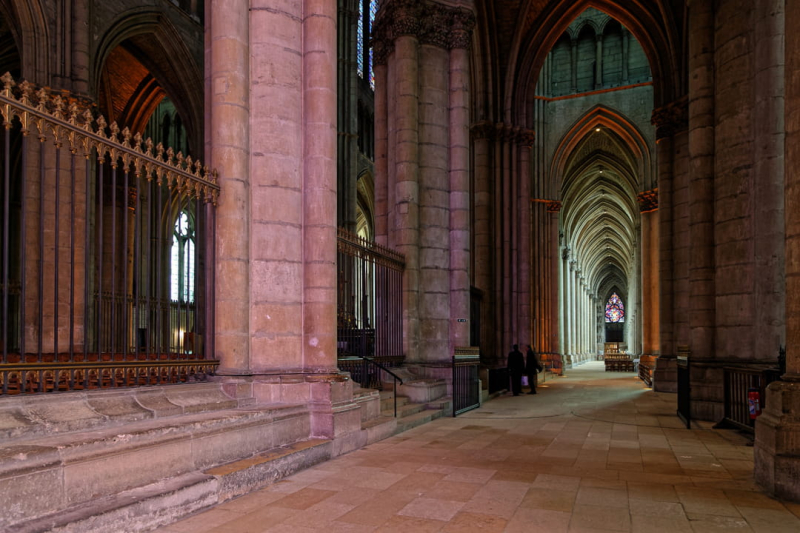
[526, 345, 542, 394]
[507, 344, 525, 396]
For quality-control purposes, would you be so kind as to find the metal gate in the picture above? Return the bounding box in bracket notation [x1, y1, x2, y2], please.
[676, 345, 690, 429]
[453, 347, 480, 416]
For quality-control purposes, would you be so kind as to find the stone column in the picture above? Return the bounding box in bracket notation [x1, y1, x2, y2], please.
[337, 0, 359, 231]
[687, 0, 716, 363]
[559, 248, 566, 359]
[471, 123, 493, 360]
[639, 190, 660, 355]
[595, 34, 604, 89]
[210, 0, 250, 375]
[517, 134, 534, 348]
[393, 20, 421, 361]
[449, 22, 472, 350]
[374, 55, 389, 246]
[302, 0, 339, 373]
[754, 0, 797, 502]
[71, 0, 90, 95]
[651, 98, 686, 391]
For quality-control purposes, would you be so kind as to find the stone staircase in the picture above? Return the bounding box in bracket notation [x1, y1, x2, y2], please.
[352, 374, 452, 444]
[0, 382, 347, 532]
[1, 372, 453, 532]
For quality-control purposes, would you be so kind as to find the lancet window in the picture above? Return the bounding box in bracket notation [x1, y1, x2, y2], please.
[357, 0, 378, 90]
[170, 211, 196, 303]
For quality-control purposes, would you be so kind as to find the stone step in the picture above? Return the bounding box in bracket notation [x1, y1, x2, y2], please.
[361, 415, 397, 445]
[13, 439, 332, 533]
[379, 390, 409, 412]
[395, 407, 445, 434]
[0, 403, 312, 530]
[426, 396, 453, 416]
[383, 401, 426, 419]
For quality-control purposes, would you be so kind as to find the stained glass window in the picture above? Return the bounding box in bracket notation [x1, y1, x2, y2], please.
[605, 292, 625, 323]
[357, 0, 378, 90]
[357, 1, 364, 79]
[170, 211, 195, 302]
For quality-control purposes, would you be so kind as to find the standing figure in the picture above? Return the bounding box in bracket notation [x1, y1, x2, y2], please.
[507, 344, 525, 396]
[526, 345, 542, 394]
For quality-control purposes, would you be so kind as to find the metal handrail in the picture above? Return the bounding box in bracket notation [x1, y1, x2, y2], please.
[536, 351, 563, 380]
[354, 354, 403, 418]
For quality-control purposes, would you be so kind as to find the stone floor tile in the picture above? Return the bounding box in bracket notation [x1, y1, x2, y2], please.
[736, 506, 800, 532]
[441, 466, 497, 484]
[204, 506, 299, 533]
[397, 497, 465, 522]
[283, 501, 357, 528]
[630, 514, 692, 533]
[269, 487, 338, 510]
[505, 507, 572, 533]
[373, 515, 445, 532]
[686, 513, 753, 532]
[440, 511, 507, 532]
[576, 487, 630, 508]
[520, 487, 577, 512]
[570, 504, 632, 531]
[531, 473, 582, 491]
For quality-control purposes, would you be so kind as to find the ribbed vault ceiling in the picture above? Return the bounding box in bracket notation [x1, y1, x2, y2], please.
[561, 127, 639, 300]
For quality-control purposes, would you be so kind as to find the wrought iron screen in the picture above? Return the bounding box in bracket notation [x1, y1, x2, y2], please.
[0, 73, 219, 395]
[453, 347, 480, 416]
[337, 229, 404, 370]
[676, 345, 690, 429]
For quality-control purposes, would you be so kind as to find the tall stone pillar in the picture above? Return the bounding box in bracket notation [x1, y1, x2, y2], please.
[337, 0, 359, 231]
[651, 98, 687, 391]
[471, 123, 493, 361]
[209, 0, 250, 375]
[374, 56, 389, 246]
[687, 0, 716, 364]
[559, 248, 566, 359]
[302, 0, 339, 374]
[639, 190, 660, 355]
[373, 0, 475, 366]
[517, 134, 534, 348]
[754, 0, 797, 502]
[449, 19, 472, 350]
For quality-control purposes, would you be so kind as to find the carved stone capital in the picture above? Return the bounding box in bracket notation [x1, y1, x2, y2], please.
[449, 10, 476, 49]
[470, 120, 494, 140]
[637, 189, 658, 212]
[651, 97, 688, 140]
[547, 201, 562, 213]
[375, 0, 475, 50]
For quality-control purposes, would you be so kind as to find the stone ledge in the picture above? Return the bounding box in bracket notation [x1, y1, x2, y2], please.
[0, 402, 311, 529]
[12, 438, 334, 533]
[0, 383, 240, 442]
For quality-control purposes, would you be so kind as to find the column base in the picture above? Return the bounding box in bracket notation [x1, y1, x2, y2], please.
[653, 355, 677, 393]
[755, 379, 800, 502]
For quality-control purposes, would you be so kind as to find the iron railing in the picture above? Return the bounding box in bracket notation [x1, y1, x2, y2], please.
[453, 347, 480, 416]
[721, 365, 781, 433]
[538, 351, 564, 379]
[487, 367, 509, 394]
[0, 73, 219, 395]
[342, 354, 404, 417]
[677, 345, 690, 429]
[336, 228, 404, 361]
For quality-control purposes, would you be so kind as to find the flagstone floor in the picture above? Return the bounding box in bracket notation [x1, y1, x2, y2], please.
[155, 362, 800, 532]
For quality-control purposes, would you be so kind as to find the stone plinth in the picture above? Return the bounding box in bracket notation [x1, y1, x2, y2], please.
[755, 380, 800, 502]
